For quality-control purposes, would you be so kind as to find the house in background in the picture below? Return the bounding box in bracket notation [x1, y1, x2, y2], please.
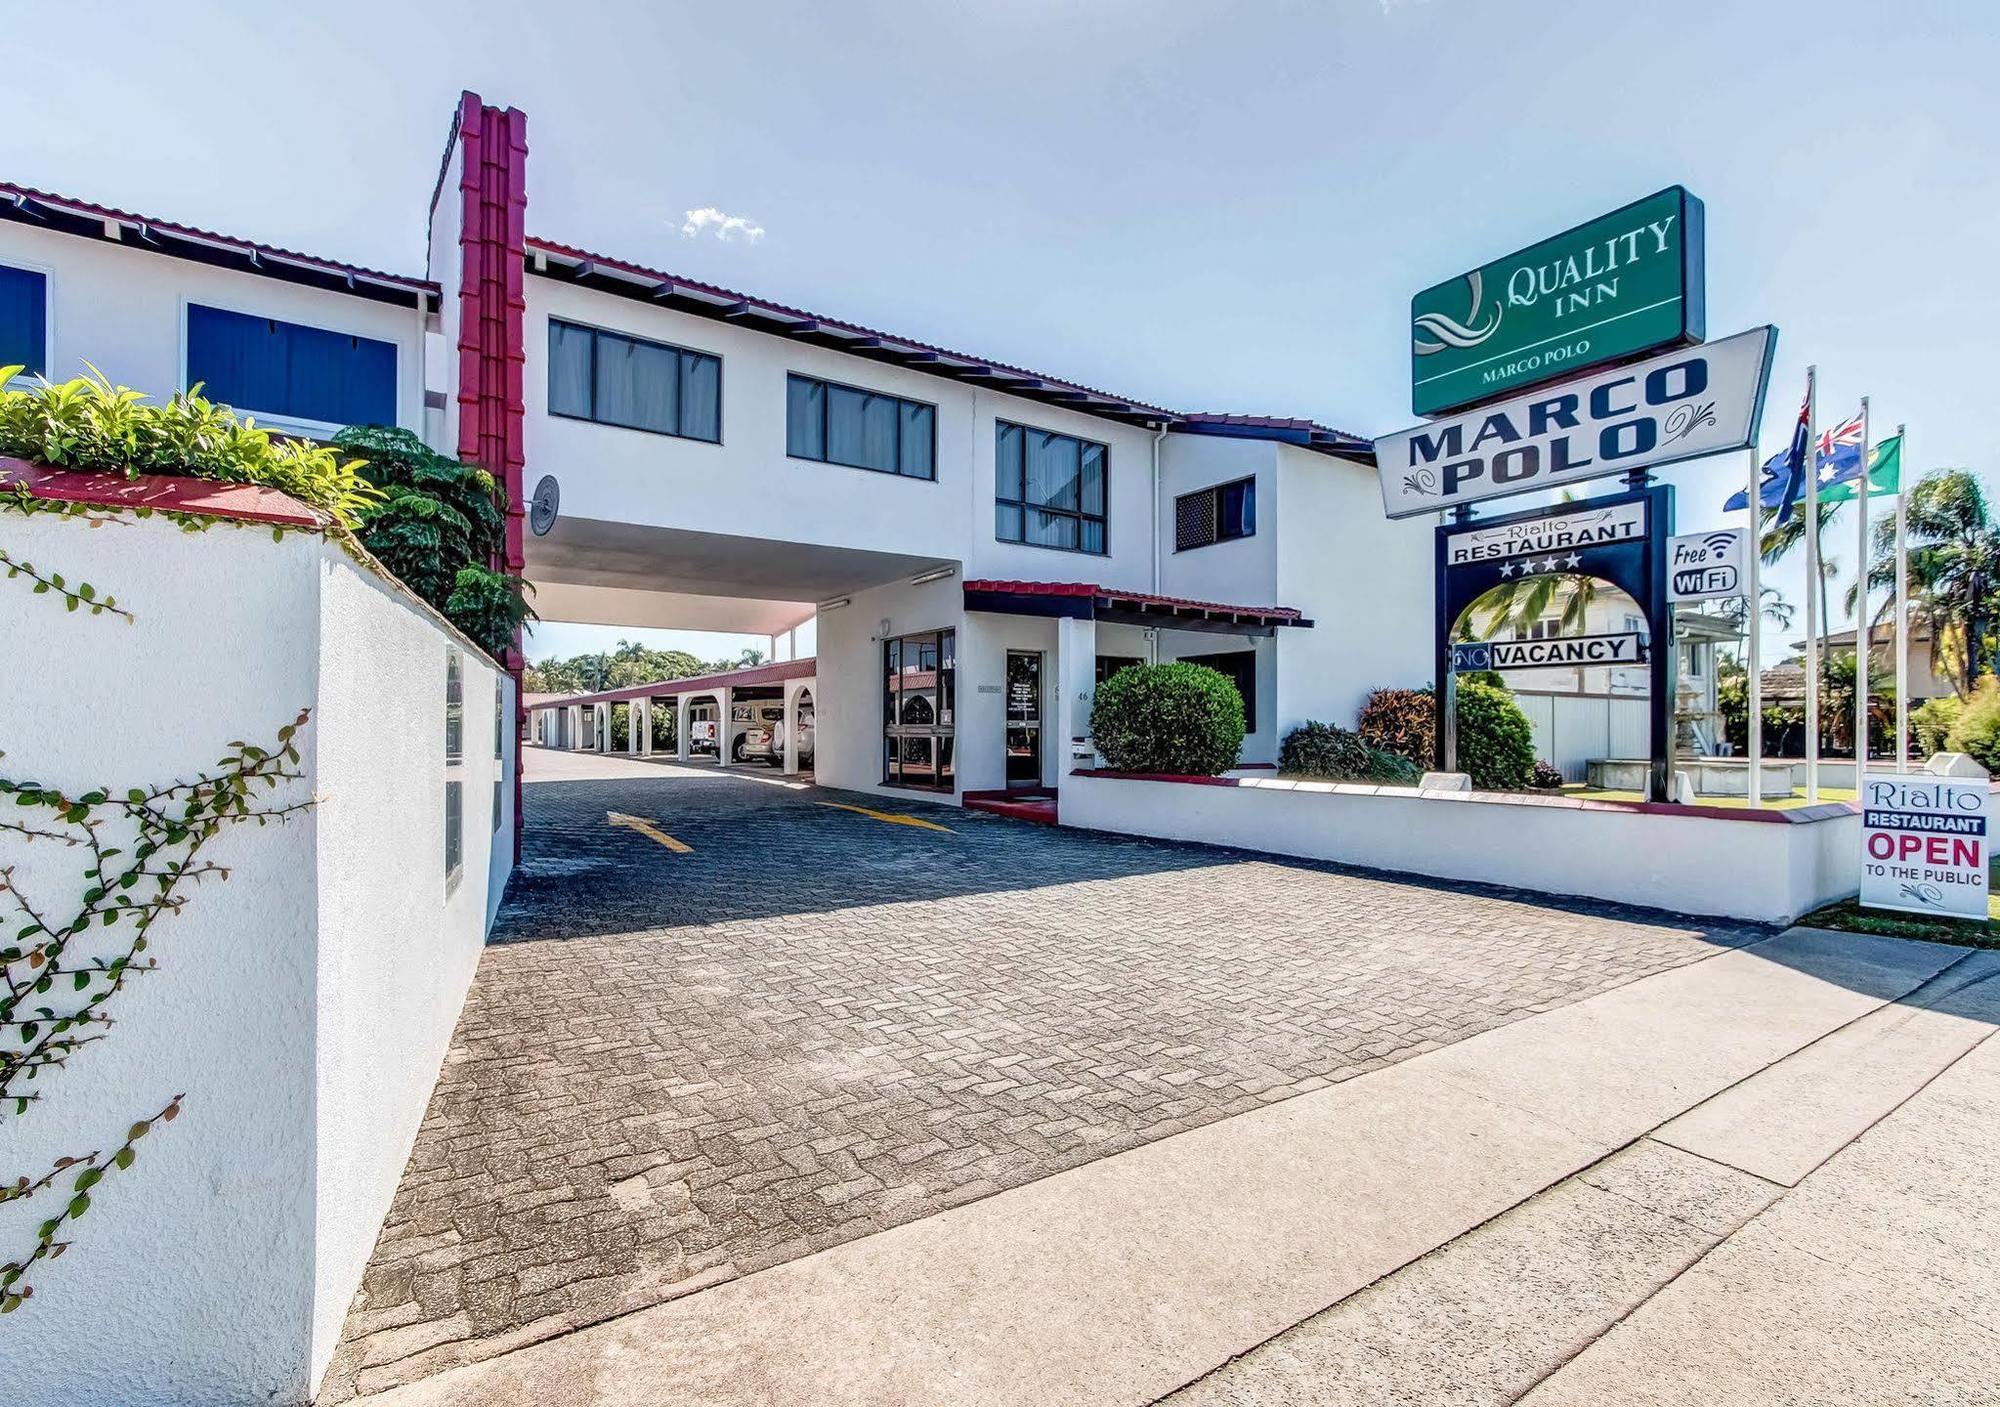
[1791, 618, 1954, 705]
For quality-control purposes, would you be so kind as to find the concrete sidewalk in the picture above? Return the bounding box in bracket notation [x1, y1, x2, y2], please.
[360, 928, 1989, 1406]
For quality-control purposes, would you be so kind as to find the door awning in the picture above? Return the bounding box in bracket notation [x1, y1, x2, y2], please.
[963, 580, 1312, 634]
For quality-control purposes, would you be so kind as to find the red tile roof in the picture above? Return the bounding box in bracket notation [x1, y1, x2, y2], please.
[0, 180, 435, 299]
[963, 579, 1306, 624]
[536, 657, 817, 709]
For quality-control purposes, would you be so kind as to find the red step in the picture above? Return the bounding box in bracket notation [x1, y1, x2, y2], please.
[962, 790, 1059, 826]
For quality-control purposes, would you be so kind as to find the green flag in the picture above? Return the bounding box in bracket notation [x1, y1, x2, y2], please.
[1820, 432, 1903, 502]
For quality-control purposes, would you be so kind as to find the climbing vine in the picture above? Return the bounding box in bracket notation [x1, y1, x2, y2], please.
[1, 486, 315, 1314]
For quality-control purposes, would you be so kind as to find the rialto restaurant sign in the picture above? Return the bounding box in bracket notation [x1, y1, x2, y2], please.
[1410, 186, 1706, 416]
[1444, 501, 1647, 567]
[1376, 325, 1774, 519]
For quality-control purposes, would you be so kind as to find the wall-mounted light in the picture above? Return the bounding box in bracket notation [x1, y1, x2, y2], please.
[818, 596, 851, 611]
[908, 565, 958, 587]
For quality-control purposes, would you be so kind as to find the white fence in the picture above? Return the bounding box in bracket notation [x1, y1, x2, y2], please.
[1515, 691, 1651, 780]
[0, 502, 514, 1405]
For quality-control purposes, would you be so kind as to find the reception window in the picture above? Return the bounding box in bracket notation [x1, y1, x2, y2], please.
[883, 628, 955, 789]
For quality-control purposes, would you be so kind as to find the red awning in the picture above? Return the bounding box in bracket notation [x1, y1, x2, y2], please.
[963, 580, 1310, 630]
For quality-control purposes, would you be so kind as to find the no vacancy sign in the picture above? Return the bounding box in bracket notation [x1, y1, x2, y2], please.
[1859, 772, 1992, 921]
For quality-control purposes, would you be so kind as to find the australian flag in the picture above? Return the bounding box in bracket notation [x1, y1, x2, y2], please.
[1723, 371, 1815, 525]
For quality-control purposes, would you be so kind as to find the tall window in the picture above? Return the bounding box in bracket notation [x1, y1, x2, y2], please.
[883, 629, 955, 790]
[445, 650, 464, 891]
[1181, 650, 1256, 735]
[0, 264, 47, 378]
[186, 304, 396, 428]
[547, 318, 721, 442]
[786, 374, 934, 480]
[995, 421, 1107, 555]
[1176, 476, 1255, 551]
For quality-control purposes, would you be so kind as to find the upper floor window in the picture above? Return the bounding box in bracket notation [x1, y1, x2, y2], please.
[995, 421, 1107, 555]
[0, 264, 48, 379]
[186, 304, 396, 429]
[786, 373, 934, 480]
[1175, 476, 1255, 551]
[547, 318, 720, 443]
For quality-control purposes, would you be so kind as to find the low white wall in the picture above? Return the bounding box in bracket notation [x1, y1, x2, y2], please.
[1062, 772, 1858, 926]
[0, 506, 510, 1405]
[310, 554, 511, 1380]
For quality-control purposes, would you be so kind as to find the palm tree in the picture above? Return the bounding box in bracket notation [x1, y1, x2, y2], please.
[1713, 584, 1796, 635]
[1854, 470, 2000, 697]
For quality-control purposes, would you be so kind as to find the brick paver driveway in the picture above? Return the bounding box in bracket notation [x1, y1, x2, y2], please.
[324, 750, 1764, 1399]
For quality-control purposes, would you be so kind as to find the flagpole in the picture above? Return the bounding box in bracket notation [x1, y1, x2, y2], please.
[1745, 433, 1764, 807]
[1896, 421, 1910, 770]
[1856, 396, 1871, 779]
[1804, 366, 1821, 804]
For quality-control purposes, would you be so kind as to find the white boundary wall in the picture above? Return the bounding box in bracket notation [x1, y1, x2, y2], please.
[1062, 772, 1857, 926]
[0, 507, 512, 1405]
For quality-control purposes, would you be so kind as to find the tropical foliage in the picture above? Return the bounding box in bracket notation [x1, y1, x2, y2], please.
[1452, 679, 1536, 790]
[1278, 721, 1419, 784]
[0, 368, 377, 529]
[1089, 662, 1245, 775]
[1944, 676, 2000, 773]
[1356, 687, 1437, 765]
[1863, 470, 2000, 698]
[335, 426, 533, 660]
[525, 642, 763, 694]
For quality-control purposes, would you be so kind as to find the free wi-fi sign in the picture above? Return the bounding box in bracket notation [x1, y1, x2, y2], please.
[1667, 528, 1746, 603]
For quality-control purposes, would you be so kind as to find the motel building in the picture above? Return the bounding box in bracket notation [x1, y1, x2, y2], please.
[0, 92, 1435, 813]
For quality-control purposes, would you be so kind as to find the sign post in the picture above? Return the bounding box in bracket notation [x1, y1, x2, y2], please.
[1860, 772, 1991, 921]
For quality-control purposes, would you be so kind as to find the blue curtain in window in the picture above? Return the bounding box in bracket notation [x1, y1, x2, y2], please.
[548, 322, 593, 417]
[187, 304, 395, 426]
[786, 375, 824, 458]
[680, 352, 721, 441]
[0, 265, 47, 377]
[828, 385, 898, 472]
[899, 403, 934, 479]
[594, 333, 677, 434]
[1025, 431, 1080, 511]
[1222, 478, 1254, 538]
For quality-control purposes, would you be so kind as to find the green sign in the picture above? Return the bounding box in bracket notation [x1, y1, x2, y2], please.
[1410, 187, 1705, 417]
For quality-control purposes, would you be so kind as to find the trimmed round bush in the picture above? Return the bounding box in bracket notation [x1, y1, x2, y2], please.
[1455, 679, 1536, 789]
[1279, 721, 1420, 784]
[1090, 662, 1245, 775]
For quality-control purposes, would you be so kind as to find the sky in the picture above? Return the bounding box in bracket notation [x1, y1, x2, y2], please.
[7, 0, 1995, 663]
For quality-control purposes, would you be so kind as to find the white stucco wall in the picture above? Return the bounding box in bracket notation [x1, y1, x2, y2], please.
[1156, 435, 1278, 607]
[309, 555, 510, 1381]
[1062, 771, 1858, 925]
[521, 277, 1166, 591]
[812, 574, 965, 798]
[1274, 444, 1433, 736]
[0, 507, 508, 1405]
[0, 221, 426, 436]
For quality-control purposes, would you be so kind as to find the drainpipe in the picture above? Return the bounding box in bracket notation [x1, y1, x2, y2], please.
[1150, 420, 1168, 595]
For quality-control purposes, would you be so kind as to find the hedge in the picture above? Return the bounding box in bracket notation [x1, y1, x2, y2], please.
[1090, 662, 1245, 775]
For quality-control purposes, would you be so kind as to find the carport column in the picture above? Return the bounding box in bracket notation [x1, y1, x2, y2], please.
[636, 698, 652, 757]
[568, 705, 583, 751]
[1055, 615, 1098, 786]
[717, 687, 734, 766]
[628, 700, 644, 756]
[675, 695, 691, 762]
[596, 703, 609, 752]
[782, 685, 801, 775]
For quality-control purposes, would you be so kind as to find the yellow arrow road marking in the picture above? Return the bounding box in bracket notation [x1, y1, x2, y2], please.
[814, 801, 954, 833]
[607, 811, 693, 853]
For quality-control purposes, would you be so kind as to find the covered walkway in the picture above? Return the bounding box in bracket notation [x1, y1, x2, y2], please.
[527, 658, 816, 773]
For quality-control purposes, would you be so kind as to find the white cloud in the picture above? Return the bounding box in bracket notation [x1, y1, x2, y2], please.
[680, 207, 766, 243]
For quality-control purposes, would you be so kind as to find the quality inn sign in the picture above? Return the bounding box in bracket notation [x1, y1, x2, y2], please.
[1410, 187, 1706, 417]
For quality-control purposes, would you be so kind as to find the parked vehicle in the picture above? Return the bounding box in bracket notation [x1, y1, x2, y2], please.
[732, 702, 814, 766]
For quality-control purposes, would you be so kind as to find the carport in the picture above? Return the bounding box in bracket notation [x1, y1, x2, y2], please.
[529, 657, 818, 774]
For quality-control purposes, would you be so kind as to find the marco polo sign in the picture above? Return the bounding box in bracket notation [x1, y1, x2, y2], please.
[1377, 325, 1774, 519]
[1410, 187, 1706, 416]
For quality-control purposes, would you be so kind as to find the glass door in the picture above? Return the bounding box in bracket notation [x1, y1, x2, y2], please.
[1005, 650, 1043, 786]
[883, 629, 956, 789]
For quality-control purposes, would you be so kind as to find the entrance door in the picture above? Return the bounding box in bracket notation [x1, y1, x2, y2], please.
[1005, 650, 1043, 786]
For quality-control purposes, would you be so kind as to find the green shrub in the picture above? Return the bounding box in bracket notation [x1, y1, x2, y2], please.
[1945, 677, 2000, 772]
[1358, 687, 1436, 766]
[446, 565, 537, 661]
[1090, 662, 1245, 775]
[1912, 693, 1964, 757]
[1279, 721, 1419, 784]
[0, 366, 378, 528]
[1454, 679, 1536, 789]
[1529, 759, 1566, 790]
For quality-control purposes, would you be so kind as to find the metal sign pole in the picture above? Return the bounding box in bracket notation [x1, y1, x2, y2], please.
[1895, 422, 1910, 771]
[1856, 395, 1872, 776]
[1744, 433, 1764, 807]
[1803, 366, 1821, 804]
